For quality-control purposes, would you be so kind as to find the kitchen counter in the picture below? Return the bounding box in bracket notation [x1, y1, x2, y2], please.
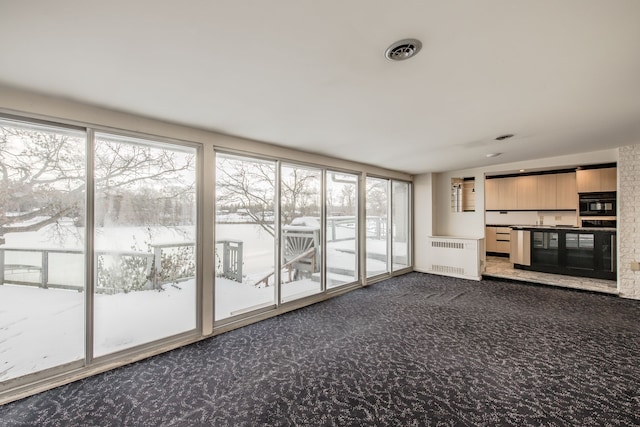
[512, 227, 616, 280]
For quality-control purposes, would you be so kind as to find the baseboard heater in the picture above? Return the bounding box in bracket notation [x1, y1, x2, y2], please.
[424, 236, 485, 281]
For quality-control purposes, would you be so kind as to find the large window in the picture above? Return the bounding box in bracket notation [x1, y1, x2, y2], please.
[326, 171, 358, 288]
[365, 177, 411, 278]
[392, 181, 411, 271]
[280, 164, 322, 302]
[365, 177, 390, 277]
[93, 133, 197, 357]
[0, 119, 86, 382]
[0, 113, 414, 398]
[215, 153, 276, 321]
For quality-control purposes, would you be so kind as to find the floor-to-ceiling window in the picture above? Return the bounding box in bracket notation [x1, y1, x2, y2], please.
[0, 113, 413, 400]
[392, 180, 411, 271]
[214, 153, 277, 321]
[0, 118, 86, 382]
[365, 177, 390, 277]
[280, 164, 323, 302]
[93, 132, 197, 357]
[325, 171, 358, 288]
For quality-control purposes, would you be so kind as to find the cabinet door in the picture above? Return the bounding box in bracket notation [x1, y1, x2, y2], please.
[576, 169, 600, 193]
[517, 176, 538, 210]
[485, 179, 500, 210]
[485, 227, 497, 252]
[536, 174, 557, 209]
[495, 227, 511, 254]
[556, 172, 577, 209]
[499, 177, 518, 210]
[600, 167, 617, 192]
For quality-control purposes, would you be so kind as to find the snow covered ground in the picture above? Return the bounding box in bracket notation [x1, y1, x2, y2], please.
[1, 222, 408, 383]
[0, 276, 322, 381]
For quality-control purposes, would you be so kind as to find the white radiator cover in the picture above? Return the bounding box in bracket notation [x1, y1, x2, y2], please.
[424, 236, 485, 281]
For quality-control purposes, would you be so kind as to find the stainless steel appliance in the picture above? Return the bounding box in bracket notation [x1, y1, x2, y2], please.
[579, 192, 616, 216]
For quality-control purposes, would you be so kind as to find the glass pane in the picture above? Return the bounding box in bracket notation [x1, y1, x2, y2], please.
[531, 232, 559, 266]
[566, 233, 595, 270]
[215, 154, 276, 320]
[366, 177, 389, 277]
[579, 234, 594, 249]
[566, 233, 579, 248]
[0, 119, 85, 382]
[93, 133, 196, 357]
[392, 181, 410, 271]
[326, 171, 358, 288]
[280, 164, 322, 302]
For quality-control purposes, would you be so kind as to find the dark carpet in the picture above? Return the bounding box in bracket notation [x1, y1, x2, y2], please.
[1, 273, 640, 426]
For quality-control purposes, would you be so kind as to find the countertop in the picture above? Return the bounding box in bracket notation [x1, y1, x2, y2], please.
[509, 225, 616, 232]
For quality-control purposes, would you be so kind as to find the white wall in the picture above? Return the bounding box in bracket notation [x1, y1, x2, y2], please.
[0, 85, 411, 182]
[413, 173, 434, 272]
[485, 211, 579, 227]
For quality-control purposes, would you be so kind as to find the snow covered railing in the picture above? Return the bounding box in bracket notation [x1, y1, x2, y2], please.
[0, 240, 244, 292]
[0, 247, 86, 291]
[214, 239, 243, 283]
[326, 216, 356, 242]
[366, 216, 387, 240]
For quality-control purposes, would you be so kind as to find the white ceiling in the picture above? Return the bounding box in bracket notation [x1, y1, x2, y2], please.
[1, 1, 639, 174]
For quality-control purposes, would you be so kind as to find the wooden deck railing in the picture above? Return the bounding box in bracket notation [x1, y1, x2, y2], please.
[0, 239, 244, 292]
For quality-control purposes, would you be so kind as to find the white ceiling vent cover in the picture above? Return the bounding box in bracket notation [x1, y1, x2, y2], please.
[385, 39, 422, 61]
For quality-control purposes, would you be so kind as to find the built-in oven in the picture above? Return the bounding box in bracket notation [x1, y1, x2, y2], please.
[580, 218, 616, 228]
[579, 192, 616, 216]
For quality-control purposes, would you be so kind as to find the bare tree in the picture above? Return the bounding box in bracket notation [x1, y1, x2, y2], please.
[0, 123, 195, 245]
[215, 156, 320, 236]
[216, 156, 277, 236]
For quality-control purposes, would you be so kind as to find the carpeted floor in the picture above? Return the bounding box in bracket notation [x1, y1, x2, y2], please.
[1, 273, 640, 426]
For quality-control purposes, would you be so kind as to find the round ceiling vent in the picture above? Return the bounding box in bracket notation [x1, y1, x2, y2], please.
[385, 38, 422, 61]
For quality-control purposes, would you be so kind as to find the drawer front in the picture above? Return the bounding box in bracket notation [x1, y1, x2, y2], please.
[496, 240, 511, 253]
[496, 227, 511, 236]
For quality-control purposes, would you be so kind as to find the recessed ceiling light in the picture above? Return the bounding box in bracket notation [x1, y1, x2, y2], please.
[486, 153, 502, 158]
[519, 169, 525, 172]
[495, 134, 515, 141]
[385, 39, 422, 61]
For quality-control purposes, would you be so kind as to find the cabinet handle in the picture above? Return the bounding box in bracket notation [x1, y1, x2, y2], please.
[611, 235, 616, 273]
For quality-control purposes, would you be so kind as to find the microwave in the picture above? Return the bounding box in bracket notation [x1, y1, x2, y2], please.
[579, 192, 616, 216]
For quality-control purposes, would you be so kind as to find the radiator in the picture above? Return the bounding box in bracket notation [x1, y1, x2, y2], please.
[425, 236, 485, 281]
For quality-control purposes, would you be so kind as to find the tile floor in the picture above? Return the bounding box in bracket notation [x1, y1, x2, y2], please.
[484, 256, 618, 295]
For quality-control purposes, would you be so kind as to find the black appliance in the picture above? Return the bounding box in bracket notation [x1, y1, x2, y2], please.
[581, 218, 616, 228]
[579, 192, 616, 216]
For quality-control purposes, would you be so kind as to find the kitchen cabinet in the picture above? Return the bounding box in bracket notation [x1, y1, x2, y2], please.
[600, 167, 617, 192]
[485, 177, 518, 210]
[536, 174, 557, 209]
[486, 226, 511, 254]
[576, 167, 616, 193]
[485, 226, 497, 252]
[517, 175, 538, 210]
[487, 172, 578, 211]
[499, 178, 518, 210]
[485, 179, 500, 211]
[555, 172, 577, 209]
[510, 229, 531, 265]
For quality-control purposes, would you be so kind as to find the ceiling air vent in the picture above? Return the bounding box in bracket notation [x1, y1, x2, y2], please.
[385, 39, 422, 61]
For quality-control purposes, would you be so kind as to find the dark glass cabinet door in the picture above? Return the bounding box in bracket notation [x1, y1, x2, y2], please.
[565, 233, 595, 271]
[527, 229, 615, 280]
[532, 231, 559, 266]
